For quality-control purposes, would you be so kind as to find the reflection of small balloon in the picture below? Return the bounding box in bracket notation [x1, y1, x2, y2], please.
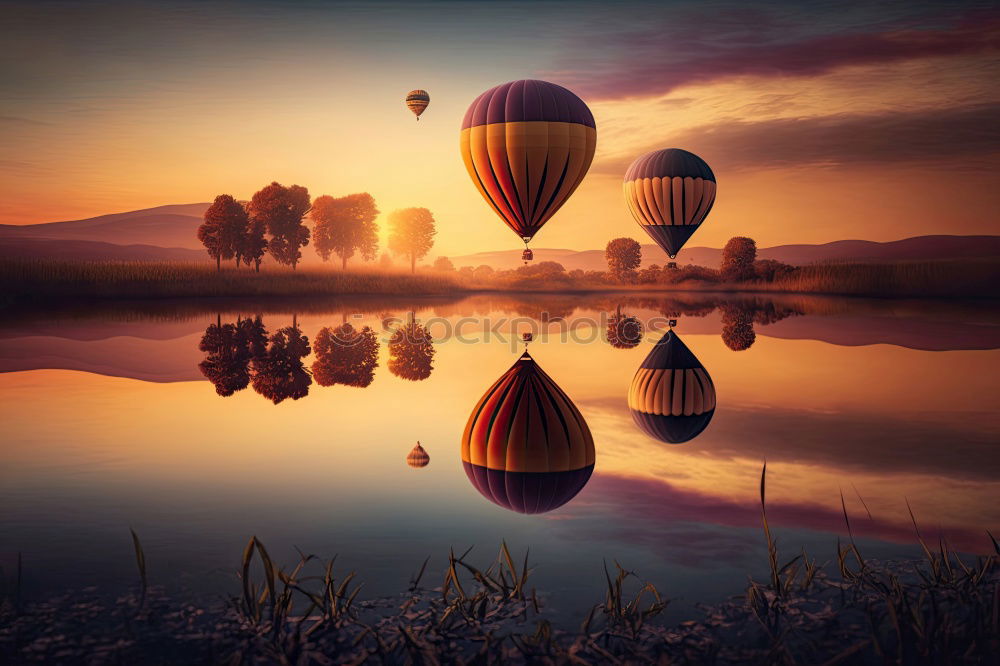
[461, 351, 595, 514]
[460, 80, 596, 255]
[405, 89, 429, 120]
[623, 148, 716, 259]
[628, 329, 715, 444]
[407, 442, 430, 468]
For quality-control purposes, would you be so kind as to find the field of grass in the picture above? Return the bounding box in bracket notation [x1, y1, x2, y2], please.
[2, 257, 997, 302]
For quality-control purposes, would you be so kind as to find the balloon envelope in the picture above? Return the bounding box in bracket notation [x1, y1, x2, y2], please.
[628, 329, 716, 444]
[460, 79, 596, 243]
[623, 148, 716, 258]
[406, 90, 430, 119]
[461, 351, 595, 513]
[407, 442, 430, 468]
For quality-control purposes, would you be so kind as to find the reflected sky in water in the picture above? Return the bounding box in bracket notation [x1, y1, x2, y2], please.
[0, 294, 997, 622]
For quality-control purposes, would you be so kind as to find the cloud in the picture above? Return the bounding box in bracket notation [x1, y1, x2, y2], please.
[549, 10, 1000, 100]
[593, 103, 1000, 173]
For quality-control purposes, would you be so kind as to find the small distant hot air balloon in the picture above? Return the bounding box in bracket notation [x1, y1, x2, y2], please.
[407, 442, 430, 468]
[623, 149, 716, 260]
[461, 351, 595, 514]
[628, 329, 715, 444]
[405, 89, 430, 121]
[460, 79, 597, 263]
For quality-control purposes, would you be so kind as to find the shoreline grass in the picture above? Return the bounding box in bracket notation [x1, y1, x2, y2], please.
[2, 257, 997, 304]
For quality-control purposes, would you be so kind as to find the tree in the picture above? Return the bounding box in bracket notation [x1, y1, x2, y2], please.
[433, 256, 455, 271]
[240, 213, 269, 272]
[753, 258, 797, 282]
[388, 316, 435, 381]
[379, 252, 393, 269]
[473, 265, 494, 280]
[248, 182, 311, 270]
[312, 322, 379, 388]
[388, 207, 436, 273]
[605, 237, 642, 281]
[250, 317, 312, 403]
[311, 192, 379, 269]
[198, 194, 247, 271]
[721, 237, 757, 282]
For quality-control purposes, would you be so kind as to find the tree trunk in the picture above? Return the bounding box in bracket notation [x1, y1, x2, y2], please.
[255, 259, 261, 273]
[216, 256, 221, 272]
[411, 254, 415, 274]
[235, 256, 240, 268]
[342, 256, 347, 270]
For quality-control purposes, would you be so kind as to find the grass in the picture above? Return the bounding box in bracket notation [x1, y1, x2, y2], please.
[2, 257, 997, 304]
[3, 464, 998, 664]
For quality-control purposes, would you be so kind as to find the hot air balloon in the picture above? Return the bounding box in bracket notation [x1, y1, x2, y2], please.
[461, 351, 595, 514]
[628, 329, 715, 444]
[407, 442, 430, 468]
[623, 149, 716, 260]
[405, 89, 430, 121]
[460, 80, 597, 263]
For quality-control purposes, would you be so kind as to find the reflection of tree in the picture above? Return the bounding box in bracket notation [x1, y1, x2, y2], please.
[606, 306, 643, 349]
[198, 315, 267, 396]
[312, 322, 379, 388]
[720, 300, 805, 351]
[721, 305, 756, 351]
[388, 316, 435, 381]
[251, 317, 312, 403]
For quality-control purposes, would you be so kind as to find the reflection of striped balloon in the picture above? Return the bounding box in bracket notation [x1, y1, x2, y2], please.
[623, 149, 716, 258]
[460, 80, 596, 243]
[461, 351, 595, 514]
[405, 90, 430, 120]
[628, 330, 715, 444]
[407, 442, 430, 468]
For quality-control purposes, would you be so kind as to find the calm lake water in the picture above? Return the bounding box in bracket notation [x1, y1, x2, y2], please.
[1, 293, 998, 623]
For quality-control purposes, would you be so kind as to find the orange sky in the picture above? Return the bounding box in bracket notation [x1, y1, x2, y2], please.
[1, 1, 998, 256]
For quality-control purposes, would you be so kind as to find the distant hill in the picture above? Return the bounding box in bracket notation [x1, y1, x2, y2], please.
[2, 204, 998, 269]
[0, 238, 209, 262]
[449, 235, 1000, 271]
[0, 203, 210, 250]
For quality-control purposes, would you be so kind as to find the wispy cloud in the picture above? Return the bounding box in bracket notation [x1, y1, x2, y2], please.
[549, 9, 1000, 100]
[593, 103, 1000, 174]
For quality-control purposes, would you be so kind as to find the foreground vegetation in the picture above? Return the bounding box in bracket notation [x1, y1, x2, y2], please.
[2, 468, 997, 664]
[2, 256, 997, 304]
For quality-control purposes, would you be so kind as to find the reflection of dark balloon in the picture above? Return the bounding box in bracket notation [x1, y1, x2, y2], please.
[607, 307, 643, 349]
[251, 320, 312, 404]
[198, 315, 267, 397]
[721, 305, 756, 351]
[629, 330, 715, 444]
[623, 148, 716, 259]
[388, 319, 435, 381]
[407, 442, 430, 468]
[461, 351, 595, 514]
[312, 323, 379, 388]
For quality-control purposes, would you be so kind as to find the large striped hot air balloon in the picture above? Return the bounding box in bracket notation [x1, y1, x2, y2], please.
[623, 149, 716, 259]
[628, 329, 716, 444]
[405, 89, 430, 120]
[460, 80, 597, 262]
[461, 351, 595, 514]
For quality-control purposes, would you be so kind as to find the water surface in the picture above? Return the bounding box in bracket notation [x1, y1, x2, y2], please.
[1, 294, 997, 622]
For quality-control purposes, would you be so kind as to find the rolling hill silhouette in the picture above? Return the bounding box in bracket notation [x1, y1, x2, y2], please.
[1, 203, 998, 267]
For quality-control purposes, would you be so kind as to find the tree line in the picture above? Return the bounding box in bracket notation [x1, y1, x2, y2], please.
[197, 182, 436, 273]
